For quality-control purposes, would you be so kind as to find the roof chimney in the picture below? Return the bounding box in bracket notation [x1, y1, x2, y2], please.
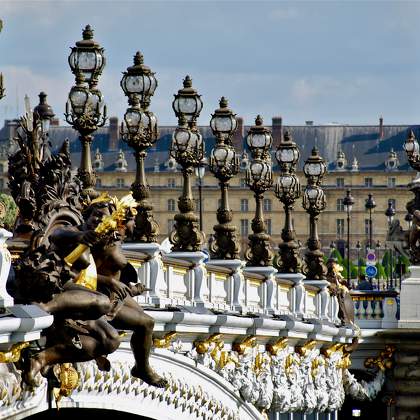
[379, 116, 384, 140]
[232, 116, 244, 152]
[109, 116, 119, 151]
[272, 116, 283, 144]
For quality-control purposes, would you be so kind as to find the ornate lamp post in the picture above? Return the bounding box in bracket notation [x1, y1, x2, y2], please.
[195, 162, 206, 232]
[0, 21, 4, 100]
[365, 193, 376, 249]
[245, 115, 274, 267]
[356, 240, 362, 280]
[120, 52, 159, 242]
[343, 189, 355, 285]
[303, 147, 327, 279]
[385, 200, 396, 289]
[403, 130, 420, 263]
[274, 131, 301, 273]
[169, 77, 205, 252]
[0, 73, 4, 100]
[65, 25, 107, 199]
[208, 97, 240, 260]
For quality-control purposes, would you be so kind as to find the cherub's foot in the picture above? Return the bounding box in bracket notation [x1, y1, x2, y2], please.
[22, 355, 43, 388]
[131, 365, 168, 388]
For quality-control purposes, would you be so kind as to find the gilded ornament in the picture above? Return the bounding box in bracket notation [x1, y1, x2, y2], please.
[153, 332, 177, 349]
[296, 340, 317, 357]
[365, 345, 395, 371]
[53, 363, 79, 408]
[232, 335, 257, 355]
[194, 333, 223, 354]
[266, 337, 288, 356]
[0, 342, 29, 363]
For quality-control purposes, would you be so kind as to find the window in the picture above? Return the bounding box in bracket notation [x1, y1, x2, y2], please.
[95, 161, 101, 169]
[0, 164, 4, 173]
[266, 219, 272, 235]
[240, 199, 249, 212]
[218, 199, 222, 209]
[336, 198, 344, 212]
[96, 178, 102, 188]
[336, 178, 344, 187]
[240, 178, 247, 188]
[240, 219, 249, 236]
[336, 219, 344, 238]
[116, 178, 125, 188]
[167, 178, 176, 188]
[365, 219, 371, 236]
[263, 198, 272, 212]
[365, 177, 373, 187]
[167, 199, 176, 212]
[0, 179, 4, 189]
[167, 219, 175, 234]
[389, 198, 396, 210]
[388, 177, 396, 188]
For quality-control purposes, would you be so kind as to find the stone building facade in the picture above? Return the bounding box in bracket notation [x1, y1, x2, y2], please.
[0, 117, 416, 257]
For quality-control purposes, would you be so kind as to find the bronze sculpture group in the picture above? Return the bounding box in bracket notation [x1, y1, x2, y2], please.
[7, 108, 167, 389]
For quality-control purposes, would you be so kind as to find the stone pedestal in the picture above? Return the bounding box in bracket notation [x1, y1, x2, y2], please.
[123, 242, 168, 307]
[208, 259, 245, 313]
[277, 273, 306, 319]
[243, 266, 277, 314]
[0, 229, 13, 309]
[399, 266, 420, 328]
[169, 251, 209, 308]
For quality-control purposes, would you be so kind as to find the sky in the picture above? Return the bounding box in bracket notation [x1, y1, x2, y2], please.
[1, 0, 420, 126]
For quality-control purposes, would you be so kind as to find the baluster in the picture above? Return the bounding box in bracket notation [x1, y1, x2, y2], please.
[366, 299, 374, 320]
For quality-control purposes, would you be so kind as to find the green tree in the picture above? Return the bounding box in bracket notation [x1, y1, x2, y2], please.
[0, 193, 17, 231]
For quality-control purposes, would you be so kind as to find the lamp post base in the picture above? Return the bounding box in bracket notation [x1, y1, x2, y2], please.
[170, 212, 205, 252]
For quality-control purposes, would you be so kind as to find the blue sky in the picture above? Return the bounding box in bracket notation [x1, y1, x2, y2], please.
[1, 0, 420, 126]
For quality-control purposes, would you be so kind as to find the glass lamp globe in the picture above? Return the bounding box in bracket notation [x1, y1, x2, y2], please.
[303, 147, 326, 180]
[120, 52, 157, 108]
[210, 97, 237, 141]
[275, 132, 300, 166]
[172, 75, 203, 123]
[246, 115, 272, 152]
[34, 92, 55, 133]
[404, 130, 419, 156]
[68, 25, 105, 86]
[68, 76, 90, 117]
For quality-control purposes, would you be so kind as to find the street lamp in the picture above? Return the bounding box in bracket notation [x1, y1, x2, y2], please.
[365, 193, 376, 250]
[169, 77, 205, 252]
[385, 200, 396, 289]
[34, 92, 55, 134]
[356, 240, 362, 280]
[403, 130, 420, 264]
[303, 147, 327, 280]
[274, 131, 302, 273]
[195, 162, 206, 232]
[343, 189, 355, 286]
[65, 26, 107, 199]
[245, 115, 274, 267]
[68, 25, 105, 89]
[208, 97, 240, 260]
[0, 73, 4, 100]
[0, 21, 5, 100]
[120, 52, 159, 242]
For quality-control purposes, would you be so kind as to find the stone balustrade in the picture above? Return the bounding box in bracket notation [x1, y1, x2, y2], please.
[351, 290, 399, 329]
[122, 245, 343, 326]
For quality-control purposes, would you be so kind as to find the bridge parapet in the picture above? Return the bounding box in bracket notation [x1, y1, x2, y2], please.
[351, 290, 399, 329]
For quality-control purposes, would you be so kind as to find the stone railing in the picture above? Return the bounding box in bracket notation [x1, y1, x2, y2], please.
[351, 290, 399, 329]
[122, 245, 342, 326]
